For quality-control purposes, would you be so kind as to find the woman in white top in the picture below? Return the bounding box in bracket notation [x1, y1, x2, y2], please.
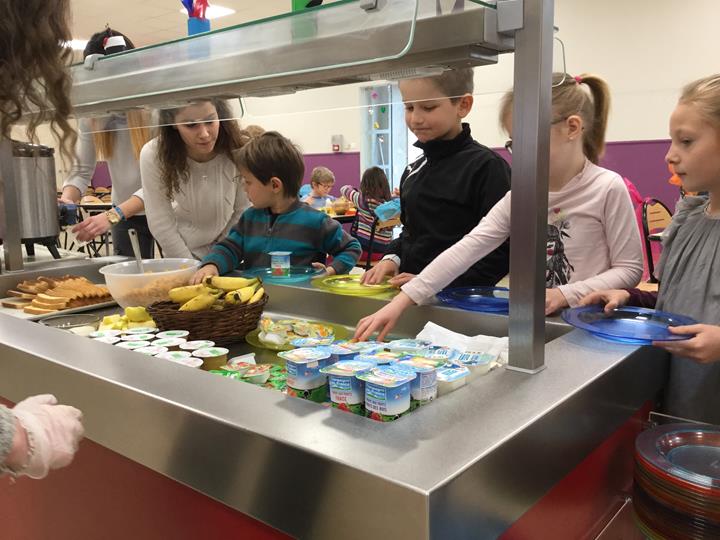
[140, 99, 250, 259]
[60, 29, 154, 257]
[356, 73, 644, 341]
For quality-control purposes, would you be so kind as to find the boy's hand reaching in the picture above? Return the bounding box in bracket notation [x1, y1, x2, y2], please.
[190, 264, 219, 285]
[654, 324, 720, 364]
[361, 259, 398, 285]
[312, 263, 336, 276]
[579, 289, 630, 313]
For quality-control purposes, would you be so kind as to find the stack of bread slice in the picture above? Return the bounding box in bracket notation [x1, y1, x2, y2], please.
[2, 275, 112, 315]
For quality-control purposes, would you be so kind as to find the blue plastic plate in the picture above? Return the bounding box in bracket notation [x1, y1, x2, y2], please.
[436, 286, 509, 314]
[242, 266, 324, 284]
[561, 305, 697, 344]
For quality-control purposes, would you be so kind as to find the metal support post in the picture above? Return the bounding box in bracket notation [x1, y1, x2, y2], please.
[506, 0, 554, 373]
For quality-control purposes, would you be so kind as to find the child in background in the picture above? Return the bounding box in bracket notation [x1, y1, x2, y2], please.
[356, 72, 643, 341]
[362, 68, 511, 288]
[581, 74, 720, 425]
[341, 166, 394, 259]
[191, 132, 361, 283]
[303, 166, 336, 209]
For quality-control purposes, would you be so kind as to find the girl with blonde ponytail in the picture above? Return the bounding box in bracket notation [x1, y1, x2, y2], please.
[59, 28, 155, 258]
[356, 72, 644, 341]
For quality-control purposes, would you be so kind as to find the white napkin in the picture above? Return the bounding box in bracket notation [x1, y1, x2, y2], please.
[416, 321, 509, 364]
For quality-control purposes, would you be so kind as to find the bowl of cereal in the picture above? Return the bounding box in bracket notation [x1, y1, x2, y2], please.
[99, 258, 199, 308]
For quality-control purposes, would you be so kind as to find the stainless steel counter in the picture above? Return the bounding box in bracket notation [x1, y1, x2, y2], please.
[0, 265, 667, 539]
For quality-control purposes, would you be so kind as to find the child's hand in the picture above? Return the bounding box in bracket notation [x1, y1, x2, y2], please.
[388, 273, 415, 288]
[354, 292, 415, 342]
[545, 288, 569, 316]
[311, 262, 336, 276]
[579, 289, 630, 313]
[190, 264, 219, 285]
[361, 259, 398, 285]
[654, 325, 720, 364]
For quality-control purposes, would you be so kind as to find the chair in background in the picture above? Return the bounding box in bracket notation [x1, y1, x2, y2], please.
[641, 198, 673, 283]
[351, 215, 401, 270]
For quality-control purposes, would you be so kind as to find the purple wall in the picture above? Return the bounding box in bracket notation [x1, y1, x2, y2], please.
[495, 139, 680, 210]
[302, 152, 361, 197]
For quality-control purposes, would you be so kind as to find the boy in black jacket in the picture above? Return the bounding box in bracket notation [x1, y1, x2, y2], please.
[363, 68, 511, 287]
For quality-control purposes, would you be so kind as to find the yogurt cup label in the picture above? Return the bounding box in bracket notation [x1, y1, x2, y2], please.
[192, 347, 229, 358]
[125, 327, 158, 335]
[269, 251, 291, 276]
[93, 336, 121, 345]
[115, 340, 151, 350]
[153, 338, 187, 348]
[290, 336, 334, 347]
[90, 330, 121, 339]
[328, 374, 365, 405]
[158, 351, 193, 361]
[365, 380, 411, 416]
[180, 340, 215, 351]
[277, 348, 331, 364]
[156, 330, 190, 339]
[121, 333, 155, 342]
[135, 346, 169, 356]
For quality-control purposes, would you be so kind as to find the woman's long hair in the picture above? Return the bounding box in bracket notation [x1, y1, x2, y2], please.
[0, 0, 76, 161]
[156, 99, 248, 199]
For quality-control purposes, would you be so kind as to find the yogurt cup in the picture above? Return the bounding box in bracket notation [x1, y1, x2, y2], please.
[324, 344, 357, 363]
[124, 327, 158, 335]
[436, 365, 470, 396]
[166, 355, 203, 368]
[269, 251, 291, 276]
[180, 340, 216, 351]
[135, 345, 169, 356]
[93, 336, 121, 345]
[115, 340, 151, 350]
[243, 364, 271, 384]
[157, 350, 192, 361]
[358, 365, 416, 420]
[290, 336, 335, 347]
[452, 352, 496, 380]
[156, 330, 190, 339]
[89, 330, 122, 339]
[153, 337, 187, 351]
[384, 339, 432, 355]
[121, 333, 155, 342]
[355, 351, 403, 365]
[332, 340, 384, 355]
[398, 357, 443, 405]
[320, 360, 376, 413]
[192, 347, 230, 371]
[418, 346, 459, 363]
[222, 361, 253, 376]
[278, 348, 332, 391]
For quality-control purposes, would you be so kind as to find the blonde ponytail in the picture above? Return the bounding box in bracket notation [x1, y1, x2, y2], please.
[90, 109, 152, 162]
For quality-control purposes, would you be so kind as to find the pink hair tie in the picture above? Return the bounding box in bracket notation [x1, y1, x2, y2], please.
[574, 75, 583, 84]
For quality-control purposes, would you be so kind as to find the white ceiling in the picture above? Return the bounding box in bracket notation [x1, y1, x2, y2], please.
[69, 1, 333, 49]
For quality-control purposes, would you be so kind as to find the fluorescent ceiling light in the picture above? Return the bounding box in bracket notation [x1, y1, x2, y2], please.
[179, 5, 236, 20]
[64, 39, 89, 50]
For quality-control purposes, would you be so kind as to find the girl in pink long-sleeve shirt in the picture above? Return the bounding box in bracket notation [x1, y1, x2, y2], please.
[356, 72, 644, 341]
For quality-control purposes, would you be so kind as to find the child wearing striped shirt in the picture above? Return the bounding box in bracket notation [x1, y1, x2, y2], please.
[341, 166, 394, 259]
[191, 132, 361, 283]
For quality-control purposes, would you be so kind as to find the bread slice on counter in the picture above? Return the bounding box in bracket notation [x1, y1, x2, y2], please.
[1, 298, 33, 309]
[9, 274, 112, 315]
[24, 306, 60, 315]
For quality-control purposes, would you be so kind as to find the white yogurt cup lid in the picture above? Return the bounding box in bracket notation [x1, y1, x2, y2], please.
[153, 338, 187, 348]
[436, 365, 470, 382]
[192, 347, 229, 358]
[89, 330, 122, 338]
[156, 330, 190, 339]
[124, 327, 159, 334]
[93, 336, 121, 345]
[277, 347, 331, 363]
[180, 340, 216, 350]
[121, 333, 155, 342]
[135, 346, 169, 356]
[115, 340, 151, 350]
[167, 356, 203, 368]
[157, 351, 193, 361]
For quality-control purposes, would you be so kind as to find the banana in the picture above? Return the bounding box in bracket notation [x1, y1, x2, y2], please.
[248, 287, 265, 304]
[178, 293, 217, 312]
[169, 284, 209, 304]
[124, 306, 151, 322]
[205, 276, 259, 293]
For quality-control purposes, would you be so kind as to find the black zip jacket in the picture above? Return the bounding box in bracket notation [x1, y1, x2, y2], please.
[388, 123, 511, 286]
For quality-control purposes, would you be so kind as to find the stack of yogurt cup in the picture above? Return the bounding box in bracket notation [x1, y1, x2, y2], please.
[88, 328, 231, 370]
[274, 338, 497, 421]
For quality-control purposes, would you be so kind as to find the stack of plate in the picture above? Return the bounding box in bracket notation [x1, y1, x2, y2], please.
[436, 286, 509, 314]
[634, 424, 720, 538]
[243, 266, 324, 284]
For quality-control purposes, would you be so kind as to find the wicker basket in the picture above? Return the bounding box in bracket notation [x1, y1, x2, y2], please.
[147, 294, 268, 346]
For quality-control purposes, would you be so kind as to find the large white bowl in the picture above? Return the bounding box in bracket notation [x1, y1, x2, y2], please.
[99, 258, 199, 308]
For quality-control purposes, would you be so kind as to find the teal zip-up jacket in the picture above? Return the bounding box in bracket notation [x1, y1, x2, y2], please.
[201, 200, 361, 275]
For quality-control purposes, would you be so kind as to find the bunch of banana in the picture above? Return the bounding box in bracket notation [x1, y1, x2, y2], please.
[224, 281, 264, 306]
[167, 276, 265, 313]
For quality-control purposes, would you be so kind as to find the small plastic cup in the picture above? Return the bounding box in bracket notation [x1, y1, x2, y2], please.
[269, 251, 291, 276]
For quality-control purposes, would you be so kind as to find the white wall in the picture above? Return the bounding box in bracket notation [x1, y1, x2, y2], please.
[240, 0, 720, 151]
